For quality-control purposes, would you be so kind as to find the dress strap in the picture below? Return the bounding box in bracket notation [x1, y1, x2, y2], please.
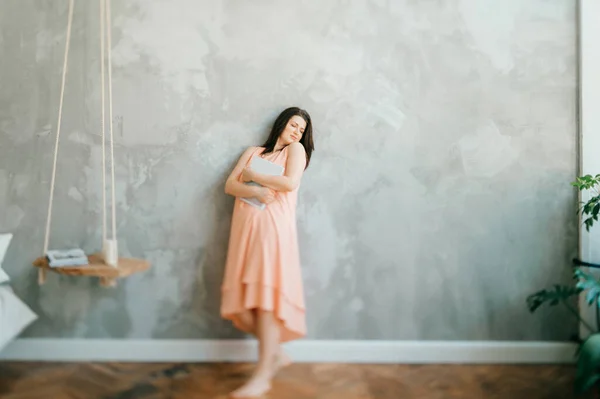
[245, 147, 263, 167]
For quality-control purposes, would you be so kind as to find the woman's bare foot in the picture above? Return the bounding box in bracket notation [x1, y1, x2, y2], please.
[230, 350, 290, 397]
[229, 374, 271, 398]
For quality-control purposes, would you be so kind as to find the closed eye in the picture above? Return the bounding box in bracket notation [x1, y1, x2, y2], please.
[291, 123, 304, 134]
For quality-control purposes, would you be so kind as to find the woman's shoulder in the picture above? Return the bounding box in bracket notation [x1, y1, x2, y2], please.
[286, 142, 306, 155]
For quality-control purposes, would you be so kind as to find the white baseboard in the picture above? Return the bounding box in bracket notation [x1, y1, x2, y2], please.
[0, 339, 576, 364]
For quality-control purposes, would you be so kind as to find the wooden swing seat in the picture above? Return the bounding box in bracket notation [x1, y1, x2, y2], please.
[33, 254, 149, 286]
[36, 0, 151, 287]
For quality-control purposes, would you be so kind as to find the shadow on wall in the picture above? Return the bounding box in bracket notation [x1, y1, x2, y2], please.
[186, 155, 248, 340]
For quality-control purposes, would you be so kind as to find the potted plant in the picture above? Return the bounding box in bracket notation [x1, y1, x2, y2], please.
[527, 174, 600, 395]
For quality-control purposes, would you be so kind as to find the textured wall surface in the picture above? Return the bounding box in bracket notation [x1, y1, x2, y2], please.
[0, 0, 578, 341]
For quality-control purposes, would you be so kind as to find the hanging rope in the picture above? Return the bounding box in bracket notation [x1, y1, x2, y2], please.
[100, 0, 116, 242]
[100, 0, 107, 244]
[106, 0, 117, 241]
[41, 0, 118, 284]
[41, 0, 75, 284]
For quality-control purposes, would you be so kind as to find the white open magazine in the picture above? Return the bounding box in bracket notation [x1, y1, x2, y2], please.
[240, 156, 284, 210]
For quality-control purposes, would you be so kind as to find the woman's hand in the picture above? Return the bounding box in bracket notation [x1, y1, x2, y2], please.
[255, 187, 276, 204]
[241, 167, 255, 183]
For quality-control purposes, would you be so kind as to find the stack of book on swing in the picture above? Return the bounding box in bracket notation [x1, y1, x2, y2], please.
[45, 249, 89, 268]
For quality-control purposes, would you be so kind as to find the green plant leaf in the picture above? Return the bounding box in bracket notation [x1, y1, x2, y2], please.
[526, 285, 581, 313]
[525, 282, 594, 332]
[575, 269, 600, 291]
[573, 174, 600, 191]
[572, 174, 600, 230]
[586, 287, 600, 306]
[576, 334, 600, 394]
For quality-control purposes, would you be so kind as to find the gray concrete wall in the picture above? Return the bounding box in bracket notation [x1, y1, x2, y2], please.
[0, 0, 578, 340]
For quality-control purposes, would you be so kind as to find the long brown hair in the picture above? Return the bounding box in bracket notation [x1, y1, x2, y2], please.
[260, 107, 314, 169]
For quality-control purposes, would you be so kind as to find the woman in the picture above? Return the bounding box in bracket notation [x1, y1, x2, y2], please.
[220, 107, 314, 397]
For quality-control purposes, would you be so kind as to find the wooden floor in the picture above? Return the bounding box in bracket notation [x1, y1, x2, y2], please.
[0, 362, 591, 399]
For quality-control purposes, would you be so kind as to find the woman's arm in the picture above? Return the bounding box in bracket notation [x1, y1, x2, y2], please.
[225, 147, 275, 202]
[242, 142, 307, 192]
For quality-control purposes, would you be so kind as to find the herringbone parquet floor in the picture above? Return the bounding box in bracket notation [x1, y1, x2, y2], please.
[0, 362, 589, 399]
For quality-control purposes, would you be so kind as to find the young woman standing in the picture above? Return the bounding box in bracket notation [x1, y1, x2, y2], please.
[220, 107, 314, 398]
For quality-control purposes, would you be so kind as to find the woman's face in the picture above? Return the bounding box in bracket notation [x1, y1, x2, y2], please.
[280, 115, 307, 146]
